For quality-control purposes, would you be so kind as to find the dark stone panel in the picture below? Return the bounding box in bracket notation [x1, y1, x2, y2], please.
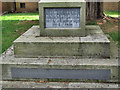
[11, 68, 110, 80]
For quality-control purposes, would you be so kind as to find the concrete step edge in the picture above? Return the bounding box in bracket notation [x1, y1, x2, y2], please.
[0, 81, 119, 88]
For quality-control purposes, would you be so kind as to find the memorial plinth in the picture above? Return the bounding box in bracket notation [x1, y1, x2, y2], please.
[2, 0, 117, 83]
[13, 0, 111, 58]
[14, 25, 110, 58]
[39, 0, 86, 37]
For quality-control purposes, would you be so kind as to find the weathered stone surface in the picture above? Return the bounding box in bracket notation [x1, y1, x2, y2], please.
[14, 37, 80, 58]
[1, 46, 118, 65]
[1, 0, 119, 88]
[14, 25, 111, 58]
[1, 81, 119, 88]
[68, 82, 119, 88]
[1, 46, 119, 82]
[39, 0, 86, 37]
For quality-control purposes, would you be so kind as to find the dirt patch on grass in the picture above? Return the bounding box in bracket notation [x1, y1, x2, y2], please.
[97, 17, 119, 33]
[14, 20, 39, 25]
[96, 16, 119, 47]
[105, 26, 118, 33]
[20, 20, 39, 24]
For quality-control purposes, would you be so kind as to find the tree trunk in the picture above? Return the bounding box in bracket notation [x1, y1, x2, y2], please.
[86, 1, 104, 20]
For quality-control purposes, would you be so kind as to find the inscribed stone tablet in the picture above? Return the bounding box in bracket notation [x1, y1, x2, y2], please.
[45, 8, 80, 28]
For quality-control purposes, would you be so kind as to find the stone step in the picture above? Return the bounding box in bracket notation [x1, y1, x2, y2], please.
[13, 25, 110, 58]
[1, 81, 119, 88]
[1, 46, 119, 82]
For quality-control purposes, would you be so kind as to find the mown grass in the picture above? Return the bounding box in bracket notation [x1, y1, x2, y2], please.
[1, 13, 39, 54]
[1, 20, 39, 54]
[86, 20, 97, 25]
[108, 32, 119, 42]
[104, 10, 120, 18]
[106, 32, 119, 45]
[0, 12, 39, 20]
[98, 16, 120, 46]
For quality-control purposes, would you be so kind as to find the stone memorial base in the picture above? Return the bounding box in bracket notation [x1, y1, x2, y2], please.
[14, 25, 110, 58]
[1, 45, 118, 82]
[1, 25, 119, 82]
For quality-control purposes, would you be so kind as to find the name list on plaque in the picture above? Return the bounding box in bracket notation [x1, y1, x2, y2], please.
[45, 8, 80, 28]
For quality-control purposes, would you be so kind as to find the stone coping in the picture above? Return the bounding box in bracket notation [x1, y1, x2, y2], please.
[14, 25, 110, 43]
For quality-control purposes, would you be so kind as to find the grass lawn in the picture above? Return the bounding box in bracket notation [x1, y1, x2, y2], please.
[98, 18, 119, 46]
[103, 11, 119, 45]
[1, 13, 39, 54]
[0, 12, 39, 20]
[104, 10, 120, 18]
[0, 12, 119, 54]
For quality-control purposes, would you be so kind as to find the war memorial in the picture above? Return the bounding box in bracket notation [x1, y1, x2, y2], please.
[1, 0, 119, 88]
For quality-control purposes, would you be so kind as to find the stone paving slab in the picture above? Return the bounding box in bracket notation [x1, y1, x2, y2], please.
[1, 81, 119, 88]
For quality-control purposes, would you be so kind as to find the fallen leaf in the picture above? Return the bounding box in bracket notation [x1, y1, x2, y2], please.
[15, 30, 19, 32]
[97, 22, 103, 25]
[40, 80, 45, 83]
[103, 20, 107, 23]
[47, 60, 51, 64]
[20, 32, 24, 35]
